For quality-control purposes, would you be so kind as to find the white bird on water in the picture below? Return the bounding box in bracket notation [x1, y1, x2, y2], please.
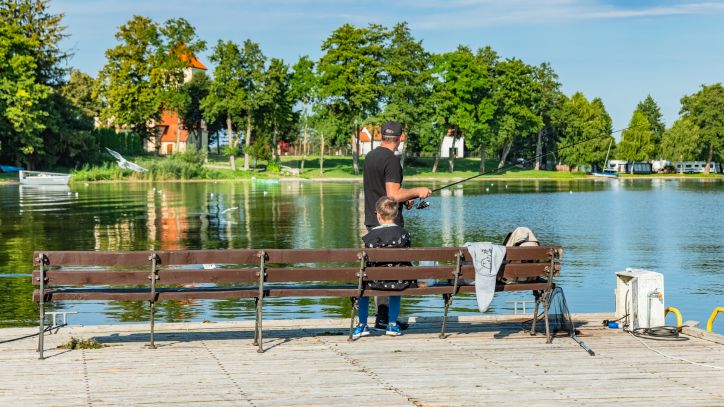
[105, 148, 147, 173]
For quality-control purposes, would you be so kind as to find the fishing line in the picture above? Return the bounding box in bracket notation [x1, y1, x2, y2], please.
[414, 127, 629, 209]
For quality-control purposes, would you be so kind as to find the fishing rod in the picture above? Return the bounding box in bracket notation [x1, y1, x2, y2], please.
[414, 127, 629, 209]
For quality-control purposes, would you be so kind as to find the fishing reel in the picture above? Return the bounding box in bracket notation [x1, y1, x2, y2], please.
[416, 199, 430, 210]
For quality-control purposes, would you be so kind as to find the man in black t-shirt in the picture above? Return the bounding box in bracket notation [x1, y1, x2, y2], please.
[363, 121, 431, 230]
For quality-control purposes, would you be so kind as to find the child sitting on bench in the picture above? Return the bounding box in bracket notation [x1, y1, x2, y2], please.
[353, 196, 415, 338]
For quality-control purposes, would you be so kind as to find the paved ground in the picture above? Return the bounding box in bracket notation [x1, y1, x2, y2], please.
[1, 314, 723, 406]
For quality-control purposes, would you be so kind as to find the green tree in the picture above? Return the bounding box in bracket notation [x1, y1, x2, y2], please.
[379, 22, 433, 167]
[491, 58, 542, 168]
[289, 55, 316, 169]
[0, 0, 93, 168]
[555, 92, 613, 171]
[98, 16, 162, 139]
[238, 39, 266, 171]
[62, 69, 101, 119]
[155, 18, 206, 153]
[259, 58, 294, 161]
[661, 117, 701, 173]
[636, 95, 665, 156]
[317, 23, 387, 175]
[428, 46, 496, 172]
[617, 110, 655, 172]
[180, 71, 211, 151]
[680, 83, 724, 174]
[201, 40, 244, 170]
[531, 63, 564, 170]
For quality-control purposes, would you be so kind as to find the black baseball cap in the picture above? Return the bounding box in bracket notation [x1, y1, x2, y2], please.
[381, 121, 402, 138]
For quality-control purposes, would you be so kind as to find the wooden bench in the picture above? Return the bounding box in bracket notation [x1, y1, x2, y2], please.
[32, 246, 562, 358]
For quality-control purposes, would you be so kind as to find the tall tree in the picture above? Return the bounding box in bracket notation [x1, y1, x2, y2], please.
[379, 22, 433, 166]
[98, 16, 161, 138]
[290, 55, 316, 170]
[260, 58, 294, 160]
[617, 110, 655, 172]
[491, 58, 542, 168]
[238, 39, 266, 171]
[62, 70, 101, 119]
[661, 117, 701, 173]
[0, 0, 93, 168]
[156, 18, 206, 153]
[555, 92, 613, 171]
[180, 71, 211, 151]
[201, 40, 244, 170]
[317, 23, 387, 175]
[636, 95, 665, 157]
[531, 63, 563, 170]
[680, 83, 724, 175]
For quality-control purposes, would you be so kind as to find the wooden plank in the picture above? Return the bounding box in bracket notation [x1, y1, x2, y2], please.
[32, 263, 557, 286]
[34, 246, 561, 266]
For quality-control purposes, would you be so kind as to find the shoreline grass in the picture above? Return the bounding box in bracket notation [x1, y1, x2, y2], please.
[1, 155, 722, 185]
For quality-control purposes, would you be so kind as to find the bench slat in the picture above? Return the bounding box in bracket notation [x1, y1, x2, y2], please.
[34, 282, 551, 302]
[32, 263, 559, 286]
[33, 246, 561, 266]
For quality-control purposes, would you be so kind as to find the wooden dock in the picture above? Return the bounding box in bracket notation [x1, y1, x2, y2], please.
[1, 314, 723, 406]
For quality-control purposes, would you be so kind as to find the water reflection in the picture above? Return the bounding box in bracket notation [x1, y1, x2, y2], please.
[0, 179, 722, 329]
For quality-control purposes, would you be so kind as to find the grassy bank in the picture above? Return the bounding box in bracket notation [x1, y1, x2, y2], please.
[2, 154, 722, 184]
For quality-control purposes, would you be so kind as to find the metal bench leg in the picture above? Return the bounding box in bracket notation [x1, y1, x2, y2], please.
[440, 251, 463, 339]
[148, 254, 159, 349]
[252, 297, 259, 346]
[440, 293, 452, 339]
[255, 251, 266, 353]
[349, 252, 367, 342]
[37, 253, 46, 360]
[531, 290, 541, 336]
[543, 290, 552, 344]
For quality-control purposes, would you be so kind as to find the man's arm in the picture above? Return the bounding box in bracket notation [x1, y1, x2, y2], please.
[385, 182, 432, 203]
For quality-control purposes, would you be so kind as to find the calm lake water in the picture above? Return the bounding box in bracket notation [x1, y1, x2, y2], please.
[1, 178, 722, 332]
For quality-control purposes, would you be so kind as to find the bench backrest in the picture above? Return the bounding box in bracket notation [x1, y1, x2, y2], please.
[32, 247, 561, 288]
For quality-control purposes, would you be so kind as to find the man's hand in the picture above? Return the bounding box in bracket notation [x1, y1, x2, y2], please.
[416, 187, 432, 199]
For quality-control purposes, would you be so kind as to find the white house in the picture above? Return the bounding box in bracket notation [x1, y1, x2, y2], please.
[355, 126, 406, 155]
[440, 135, 464, 158]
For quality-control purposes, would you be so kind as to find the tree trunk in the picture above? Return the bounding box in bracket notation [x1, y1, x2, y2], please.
[243, 114, 252, 171]
[498, 139, 513, 168]
[479, 144, 486, 174]
[301, 104, 308, 171]
[272, 126, 277, 160]
[704, 141, 713, 175]
[320, 133, 325, 175]
[226, 114, 236, 171]
[352, 125, 360, 176]
[534, 127, 544, 170]
[432, 132, 445, 173]
[448, 146, 455, 172]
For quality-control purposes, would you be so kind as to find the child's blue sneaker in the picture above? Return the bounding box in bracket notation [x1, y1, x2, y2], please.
[386, 322, 402, 336]
[352, 323, 370, 339]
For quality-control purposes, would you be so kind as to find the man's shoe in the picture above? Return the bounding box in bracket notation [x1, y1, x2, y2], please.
[386, 322, 402, 336]
[396, 320, 409, 331]
[352, 324, 370, 339]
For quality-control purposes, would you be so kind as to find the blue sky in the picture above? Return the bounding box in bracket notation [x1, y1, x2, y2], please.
[52, 0, 724, 132]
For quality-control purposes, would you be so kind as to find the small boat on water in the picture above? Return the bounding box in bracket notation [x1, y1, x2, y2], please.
[19, 170, 71, 186]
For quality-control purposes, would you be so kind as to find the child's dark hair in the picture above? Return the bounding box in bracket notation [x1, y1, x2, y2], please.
[375, 196, 398, 221]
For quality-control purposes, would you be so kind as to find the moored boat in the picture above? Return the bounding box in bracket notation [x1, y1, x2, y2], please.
[18, 170, 71, 185]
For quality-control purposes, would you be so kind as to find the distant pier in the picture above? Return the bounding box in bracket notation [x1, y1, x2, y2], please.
[1, 314, 723, 406]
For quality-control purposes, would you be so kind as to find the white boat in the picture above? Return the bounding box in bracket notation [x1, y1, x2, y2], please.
[19, 170, 71, 185]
